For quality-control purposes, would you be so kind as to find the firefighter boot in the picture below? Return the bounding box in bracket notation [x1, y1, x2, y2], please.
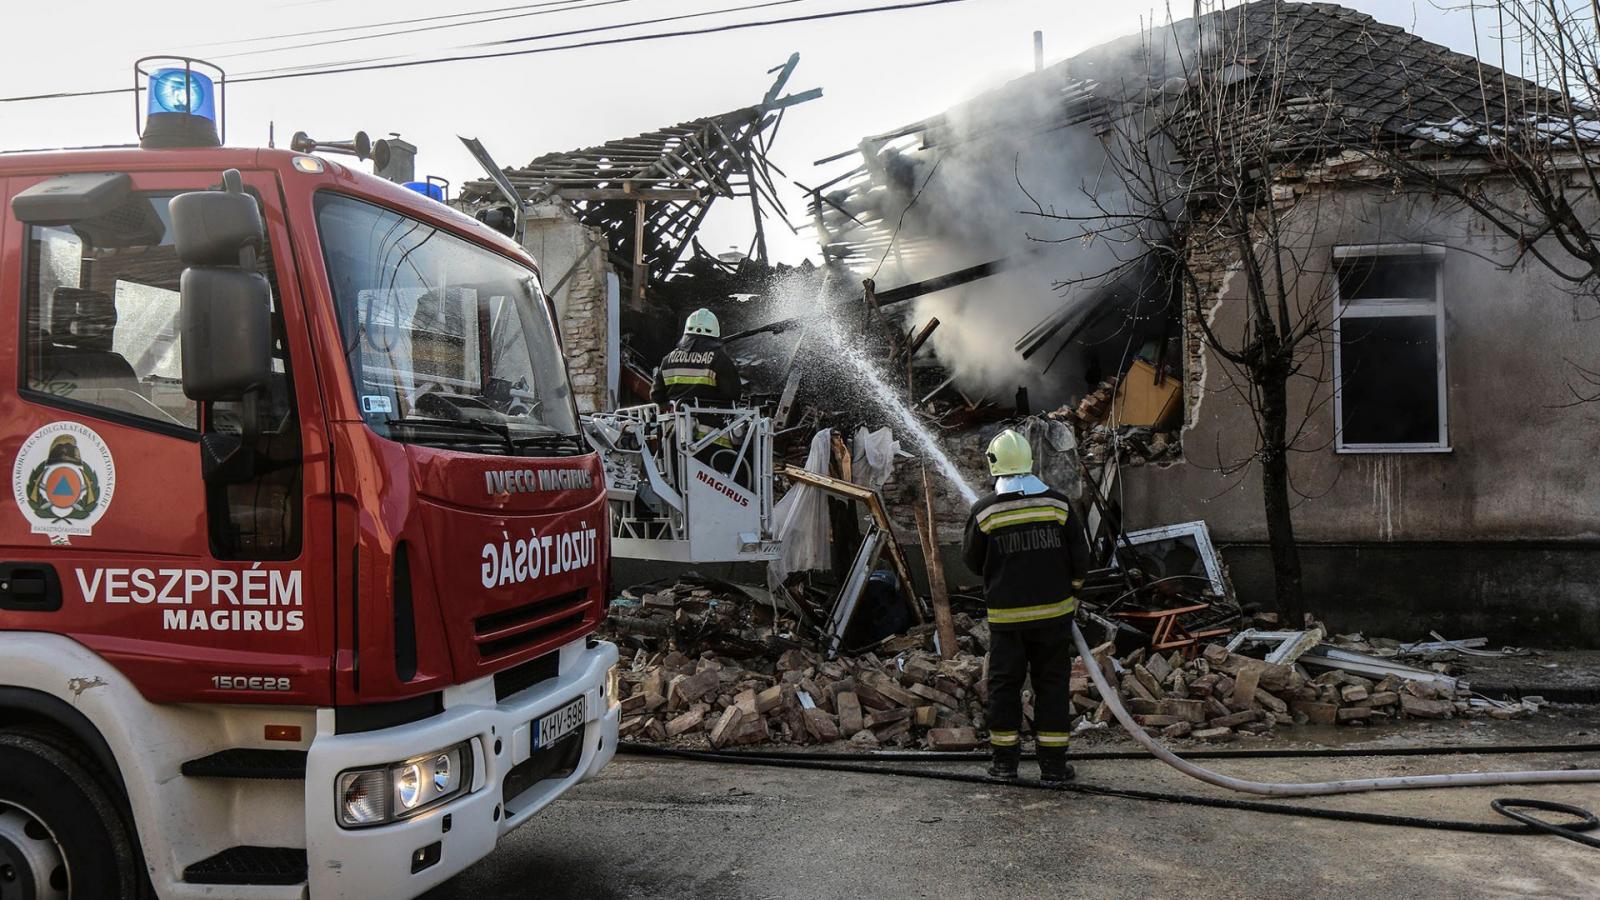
[987, 745, 1021, 781]
[1038, 748, 1075, 785]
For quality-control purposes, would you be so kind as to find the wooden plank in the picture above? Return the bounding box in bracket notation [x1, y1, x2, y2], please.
[762, 53, 800, 107]
[749, 170, 768, 263]
[762, 87, 822, 112]
[631, 198, 647, 310]
[781, 465, 926, 624]
[773, 335, 805, 429]
[914, 475, 957, 660]
[546, 188, 703, 202]
[871, 254, 1038, 307]
[906, 317, 940, 357]
[830, 431, 852, 482]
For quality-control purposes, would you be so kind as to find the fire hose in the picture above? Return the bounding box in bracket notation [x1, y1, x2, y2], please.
[617, 621, 1600, 847]
[1063, 620, 1600, 800]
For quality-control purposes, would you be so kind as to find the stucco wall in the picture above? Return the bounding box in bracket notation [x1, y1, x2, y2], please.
[1118, 179, 1600, 642]
[1124, 181, 1600, 541]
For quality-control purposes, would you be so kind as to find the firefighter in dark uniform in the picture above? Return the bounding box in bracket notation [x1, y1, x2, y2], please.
[650, 308, 744, 475]
[962, 428, 1090, 784]
[650, 308, 742, 407]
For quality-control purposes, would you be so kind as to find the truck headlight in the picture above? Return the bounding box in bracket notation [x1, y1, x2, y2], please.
[396, 764, 422, 810]
[337, 740, 474, 828]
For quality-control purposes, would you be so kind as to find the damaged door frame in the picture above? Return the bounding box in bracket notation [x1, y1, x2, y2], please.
[779, 465, 928, 627]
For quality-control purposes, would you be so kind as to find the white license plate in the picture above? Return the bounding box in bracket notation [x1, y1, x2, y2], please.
[535, 697, 586, 749]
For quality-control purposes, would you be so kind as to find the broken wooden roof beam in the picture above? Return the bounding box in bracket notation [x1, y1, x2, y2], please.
[460, 55, 819, 297]
[872, 250, 1049, 308]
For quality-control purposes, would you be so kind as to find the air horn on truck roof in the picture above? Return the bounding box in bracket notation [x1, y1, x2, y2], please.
[288, 130, 393, 171]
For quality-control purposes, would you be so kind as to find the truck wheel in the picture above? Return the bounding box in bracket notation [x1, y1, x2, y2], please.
[0, 729, 143, 899]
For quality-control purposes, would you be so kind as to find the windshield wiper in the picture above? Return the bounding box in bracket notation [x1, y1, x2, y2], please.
[509, 432, 588, 456]
[383, 415, 514, 454]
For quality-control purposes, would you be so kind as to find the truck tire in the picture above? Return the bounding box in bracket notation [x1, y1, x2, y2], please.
[0, 728, 144, 899]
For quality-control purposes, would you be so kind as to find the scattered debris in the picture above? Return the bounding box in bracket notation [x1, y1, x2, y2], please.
[1043, 374, 1181, 467]
[607, 594, 993, 749]
[607, 578, 1539, 750]
[1076, 425, 1183, 467]
[1082, 639, 1535, 743]
[1396, 632, 1530, 659]
[606, 575, 802, 661]
[1059, 376, 1121, 430]
[1298, 644, 1463, 693]
[1227, 628, 1327, 666]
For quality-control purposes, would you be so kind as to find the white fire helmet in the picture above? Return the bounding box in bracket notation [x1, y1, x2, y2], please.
[684, 308, 720, 338]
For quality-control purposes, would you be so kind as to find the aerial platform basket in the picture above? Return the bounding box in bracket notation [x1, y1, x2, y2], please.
[582, 404, 779, 563]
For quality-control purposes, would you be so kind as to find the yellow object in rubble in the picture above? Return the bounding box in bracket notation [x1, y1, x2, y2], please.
[1111, 359, 1181, 428]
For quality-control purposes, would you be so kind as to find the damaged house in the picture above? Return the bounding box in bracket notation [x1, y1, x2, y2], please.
[814, 1, 1600, 645]
[460, 55, 821, 413]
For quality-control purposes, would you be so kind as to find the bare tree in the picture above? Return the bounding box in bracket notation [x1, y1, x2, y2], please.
[1022, 2, 1366, 624]
[1354, 0, 1600, 370]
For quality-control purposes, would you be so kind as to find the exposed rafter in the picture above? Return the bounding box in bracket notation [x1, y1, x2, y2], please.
[462, 54, 820, 307]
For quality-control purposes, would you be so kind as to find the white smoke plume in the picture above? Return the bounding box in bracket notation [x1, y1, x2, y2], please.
[845, 65, 1151, 408]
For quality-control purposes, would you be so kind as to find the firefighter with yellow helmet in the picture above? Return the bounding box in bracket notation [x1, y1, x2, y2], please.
[962, 427, 1090, 783]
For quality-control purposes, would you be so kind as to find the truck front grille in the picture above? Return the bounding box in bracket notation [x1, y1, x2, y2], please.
[474, 588, 591, 662]
[494, 651, 561, 702]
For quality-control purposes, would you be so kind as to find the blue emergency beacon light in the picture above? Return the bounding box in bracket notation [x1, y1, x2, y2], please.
[136, 57, 225, 149]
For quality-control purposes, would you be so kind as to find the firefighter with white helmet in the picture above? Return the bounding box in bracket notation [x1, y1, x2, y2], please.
[650, 308, 742, 407]
[962, 427, 1091, 783]
[650, 308, 745, 476]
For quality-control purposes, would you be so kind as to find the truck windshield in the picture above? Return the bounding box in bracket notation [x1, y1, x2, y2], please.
[315, 193, 581, 454]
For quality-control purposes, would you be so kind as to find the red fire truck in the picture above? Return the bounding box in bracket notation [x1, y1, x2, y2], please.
[0, 61, 619, 898]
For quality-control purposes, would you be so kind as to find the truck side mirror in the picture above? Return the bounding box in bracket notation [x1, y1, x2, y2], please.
[171, 170, 272, 403]
[11, 171, 132, 225]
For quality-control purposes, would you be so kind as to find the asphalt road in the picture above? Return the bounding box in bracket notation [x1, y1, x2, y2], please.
[424, 720, 1600, 899]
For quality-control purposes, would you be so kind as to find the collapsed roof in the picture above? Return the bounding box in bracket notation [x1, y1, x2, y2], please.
[814, 0, 1555, 266]
[461, 55, 820, 304]
[807, 1, 1560, 383]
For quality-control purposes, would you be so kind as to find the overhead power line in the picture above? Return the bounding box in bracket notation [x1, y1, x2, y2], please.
[196, 0, 595, 48]
[239, 0, 817, 76]
[473, 0, 814, 50]
[0, 0, 980, 105]
[214, 0, 640, 59]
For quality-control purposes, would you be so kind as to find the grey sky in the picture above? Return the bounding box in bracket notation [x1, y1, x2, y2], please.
[2, 0, 1489, 263]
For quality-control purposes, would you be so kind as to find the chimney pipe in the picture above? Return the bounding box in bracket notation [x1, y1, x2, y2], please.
[1033, 31, 1044, 71]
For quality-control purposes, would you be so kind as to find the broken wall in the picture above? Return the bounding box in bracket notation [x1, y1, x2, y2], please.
[1120, 173, 1600, 644]
[524, 203, 616, 413]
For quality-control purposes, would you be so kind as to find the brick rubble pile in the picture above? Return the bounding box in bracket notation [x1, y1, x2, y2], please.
[1076, 641, 1531, 744]
[606, 582, 1535, 751]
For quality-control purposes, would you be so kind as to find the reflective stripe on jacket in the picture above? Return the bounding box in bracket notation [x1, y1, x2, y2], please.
[650, 335, 742, 406]
[961, 486, 1090, 632]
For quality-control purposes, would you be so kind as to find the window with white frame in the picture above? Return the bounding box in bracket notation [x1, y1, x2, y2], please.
[1332, 247, 1448, 452]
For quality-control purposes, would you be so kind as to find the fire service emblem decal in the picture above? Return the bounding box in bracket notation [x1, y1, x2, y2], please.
[13, 422, 117, 538]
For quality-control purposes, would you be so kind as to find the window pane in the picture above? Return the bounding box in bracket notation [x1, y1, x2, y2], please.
[1339, 315, 1440, 445]
[24, 195, 197, 429]
[315, 193, 579, 449]
[1337, 257, 1436, 301]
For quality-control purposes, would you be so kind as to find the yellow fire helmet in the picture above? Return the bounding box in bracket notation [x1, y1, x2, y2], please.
[684, 308, 720, 338]
[985, 428, 1034, 477]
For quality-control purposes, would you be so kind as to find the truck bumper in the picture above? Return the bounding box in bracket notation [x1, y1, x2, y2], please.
[304, 638, 620, 899]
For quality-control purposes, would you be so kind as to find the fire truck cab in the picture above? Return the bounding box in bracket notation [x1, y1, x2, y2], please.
[0, 65, 619, 899]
